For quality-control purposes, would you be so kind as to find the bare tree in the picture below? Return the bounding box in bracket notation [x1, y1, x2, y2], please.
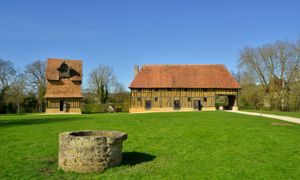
[0, 59, 16, 94]
[25, 61, 46, 112]
[110, 82, 129, 103]
[6, 73, 26, 113]
[238, 39, 300, 110]
[0, 59, 16, 113]
[113, 82, 127, 94]
[89, 65, 116, 104]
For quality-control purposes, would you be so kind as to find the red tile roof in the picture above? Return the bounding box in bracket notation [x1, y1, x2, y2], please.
[129, 64, 241, 89]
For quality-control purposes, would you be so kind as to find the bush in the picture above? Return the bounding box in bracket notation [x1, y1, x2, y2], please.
[115, 105, 122, 112]
[82, 102, 129, 114]
[82, 104, 104, 114]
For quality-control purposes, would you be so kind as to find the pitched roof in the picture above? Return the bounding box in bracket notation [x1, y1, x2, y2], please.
[45, 58, 82, 81]
[129, 64, 241, 89]
[44, 79, 83, 98]
[44, 58, 83, 98]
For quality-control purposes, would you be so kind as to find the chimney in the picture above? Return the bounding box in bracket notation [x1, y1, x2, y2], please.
[134, 64, 139, 76]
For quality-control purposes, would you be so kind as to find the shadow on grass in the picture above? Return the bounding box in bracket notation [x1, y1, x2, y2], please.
[0, 116, 84, 128]
[0, 113, 27, 116]
[122, 152, 155, 166]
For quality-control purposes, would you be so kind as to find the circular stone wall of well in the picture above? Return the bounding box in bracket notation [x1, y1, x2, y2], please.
[58, 130, 127, 173]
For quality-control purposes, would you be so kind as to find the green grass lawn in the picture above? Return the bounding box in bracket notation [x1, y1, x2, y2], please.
[1, 111, 300, 179]
[242, 109, 300, 118]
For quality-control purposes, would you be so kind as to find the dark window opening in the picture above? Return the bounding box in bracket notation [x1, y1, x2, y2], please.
[137, 97, 142, 101]
[70, 69, 80, 77]
[167, 89, 172, 91]
[174, 100, 181, 110]
[187, 97, 191, 102]
[145, 100, 151, 109]
[59, 100, 64, 111]
[59, 63, 70, 78]
[204, 97, 207, 102]
[154, 89, 159, 91]
[155, 97, 158, 101]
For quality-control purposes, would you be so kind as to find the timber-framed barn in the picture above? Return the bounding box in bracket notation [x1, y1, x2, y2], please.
[44, 58, 83, 114]
[129, 64, 241, 113]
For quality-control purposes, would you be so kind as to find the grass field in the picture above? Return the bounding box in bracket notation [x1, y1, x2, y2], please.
[1, 111, 300, 179]
[242, 109, 300, 118]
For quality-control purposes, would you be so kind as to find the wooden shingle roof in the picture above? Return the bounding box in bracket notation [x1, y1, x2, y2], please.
[45, 58, 82, 81]
[44, 79, 83, 98]
[44, 58, 83, 98]
[129, 64, 241, 89]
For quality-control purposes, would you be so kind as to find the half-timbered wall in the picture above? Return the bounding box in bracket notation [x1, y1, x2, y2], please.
[130, 88, 238, 111]
[46, 98, 81, 108]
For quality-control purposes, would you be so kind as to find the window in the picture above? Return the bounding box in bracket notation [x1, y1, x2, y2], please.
[155, 97, 158, 101]
[137, 97, 142, 101]
[167, 89, 172, 91]
[204, 97, 207, 102]
[187, 97, 191, 102]
[145, 100, 151, 109]
[154, 89, 159, 91]
[59, 63, 70, 78]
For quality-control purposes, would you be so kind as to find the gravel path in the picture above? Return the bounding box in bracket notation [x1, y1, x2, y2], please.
[227, 110, 300, 125]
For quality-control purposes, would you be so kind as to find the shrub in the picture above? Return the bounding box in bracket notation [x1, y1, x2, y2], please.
[82, 104, 104, 114]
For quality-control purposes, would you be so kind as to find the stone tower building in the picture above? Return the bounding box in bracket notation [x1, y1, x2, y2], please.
[44, 58, 83, 114]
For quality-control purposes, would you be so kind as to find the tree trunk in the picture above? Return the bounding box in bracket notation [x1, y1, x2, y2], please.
[17, 103, 20, 114]
[280, 89, 289, 111]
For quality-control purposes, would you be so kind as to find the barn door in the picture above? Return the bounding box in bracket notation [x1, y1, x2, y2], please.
[194, 100, 202, 111]
[174, 100, 181, 110]
[60, 100, 64, 111]
[145, 100, 152, 110]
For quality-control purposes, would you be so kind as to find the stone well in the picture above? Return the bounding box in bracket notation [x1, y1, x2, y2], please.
[58, 130, 127, 173]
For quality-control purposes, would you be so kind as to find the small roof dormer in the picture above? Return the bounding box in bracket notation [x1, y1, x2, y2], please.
[58, 62, 70, 78]
[45, 58, 82, 81]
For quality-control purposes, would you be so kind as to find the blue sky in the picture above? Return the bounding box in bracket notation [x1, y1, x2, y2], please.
[0, 0, 299, 89]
